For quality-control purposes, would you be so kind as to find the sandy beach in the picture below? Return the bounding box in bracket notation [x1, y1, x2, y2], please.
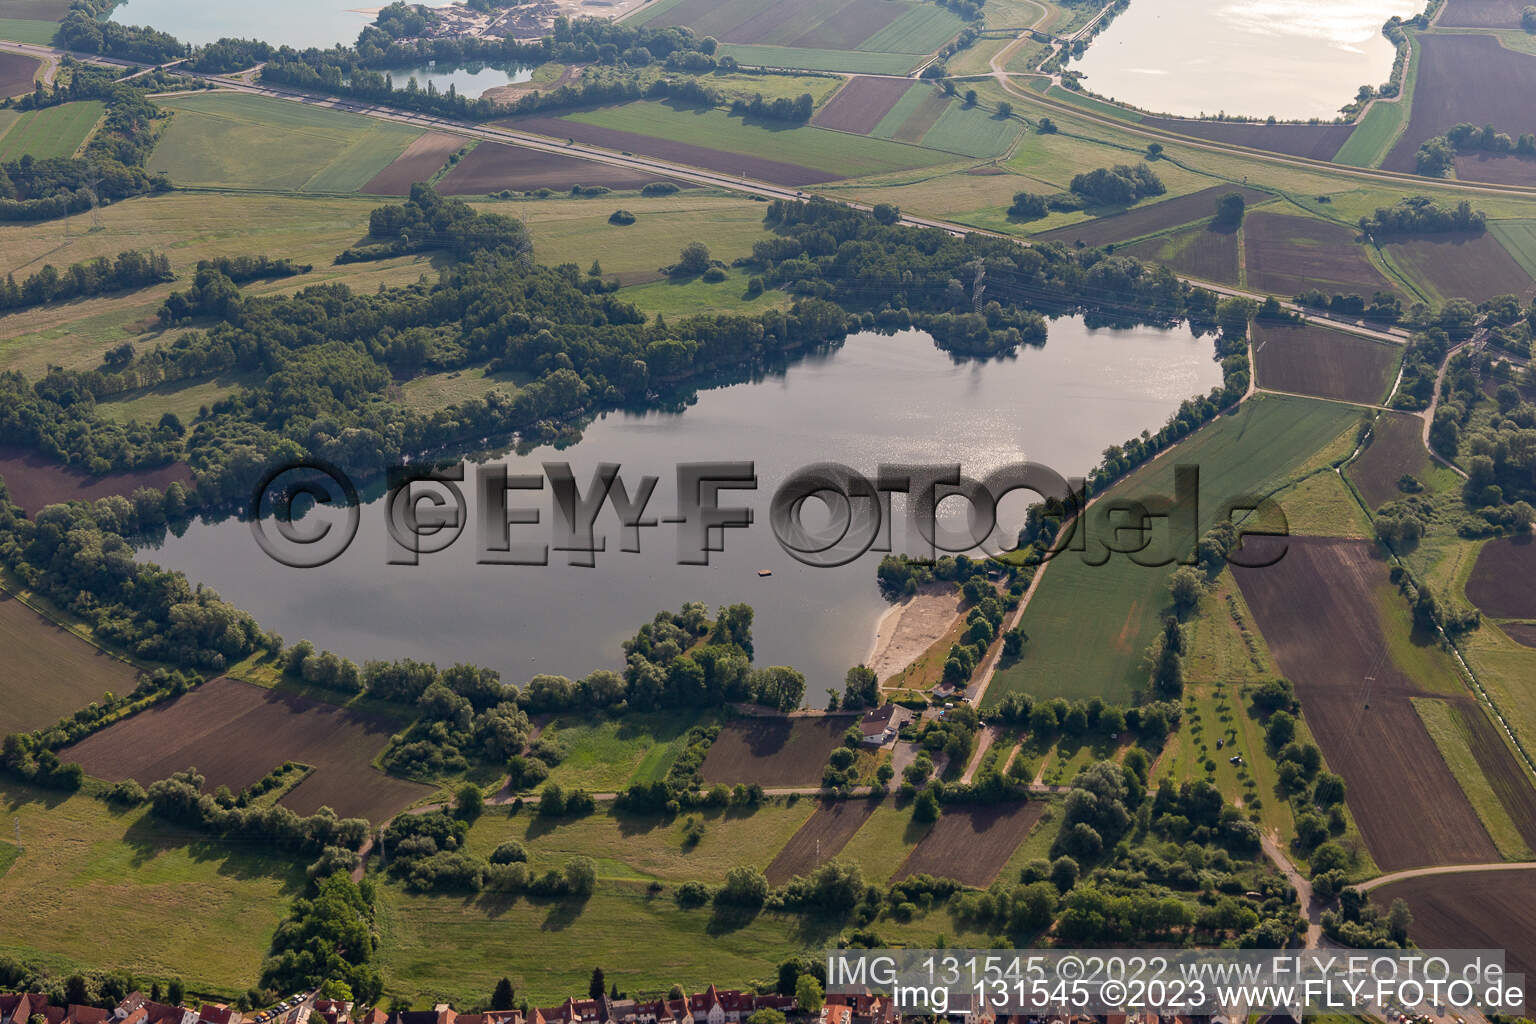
[866, 584, 964, 683]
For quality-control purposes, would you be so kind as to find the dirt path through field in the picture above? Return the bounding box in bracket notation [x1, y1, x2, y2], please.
[1262, 830, 1322, 948]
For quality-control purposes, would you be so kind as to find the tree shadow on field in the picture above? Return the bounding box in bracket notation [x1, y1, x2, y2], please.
[1, 788, 71, 814]
[540, 891, 590, 931]
[705, 901, 761, 935]
[613, 810, 670, 839]
[118, 814, 303, 889]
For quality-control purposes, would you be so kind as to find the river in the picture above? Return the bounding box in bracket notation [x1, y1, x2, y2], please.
[138, 325, 1222, 699]
[1070, 0, 1416, 121]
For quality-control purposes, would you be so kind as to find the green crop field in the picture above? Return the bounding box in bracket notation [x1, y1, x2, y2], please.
[1334, 36, 1419, 168]
[988, 394, 1361, 704]
[561, 101, 954, 177]
[0, 17, 56, 43]
[376, 878, 988, 1006]
[0, 100, 103, 162]
[918, 102, 1020, 158]
[856, 4, 966, 53]
[462, 800, 815, 883]
[1490, 220, 1536, 277]
[0, 780, 302, 994]
[149, 93, 422, 192]
[531, 712, 714, 793]
[1413, 697, 1534, 861]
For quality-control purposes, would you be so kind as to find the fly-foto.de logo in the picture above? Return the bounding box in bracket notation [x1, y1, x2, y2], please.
[248, 460, 1289, 570]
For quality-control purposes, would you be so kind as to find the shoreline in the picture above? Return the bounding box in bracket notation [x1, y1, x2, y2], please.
[866, 584, 965, 685]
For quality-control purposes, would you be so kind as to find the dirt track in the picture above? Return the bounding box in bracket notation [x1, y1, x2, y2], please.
[1231, 536, 1499, 871]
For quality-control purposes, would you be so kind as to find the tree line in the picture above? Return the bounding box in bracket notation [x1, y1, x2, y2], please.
[0, 250, 172, 313]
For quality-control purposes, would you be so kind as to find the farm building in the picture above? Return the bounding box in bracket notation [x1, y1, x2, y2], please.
[859, 703, 913, 745]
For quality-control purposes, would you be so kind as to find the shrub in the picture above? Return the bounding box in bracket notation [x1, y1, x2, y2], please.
[609, 209, 637, 225]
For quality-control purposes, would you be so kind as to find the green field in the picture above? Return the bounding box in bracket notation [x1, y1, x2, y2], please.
[1333, 38, 1419, 169]
[463, 800, 814, 882]
[0, 100, 103, 162]
[0, 780, 302, 994]
[397, 365, 525, 411]
[1490, 220, 1536, 278]
[865, 85, 1020, 158]
[149, 93, 423, 192]
[375, 877, 988, 1006]
[533, 712, 713, 793]
[0, 17, 56, 43]
[617, 268, 792, 318]
[989, 394, 1362, 704]
[561, 101, 954, 177]
[1412, 698, 1534, 861]
[96, 371, 263, 425]
[856, 4, 966, 53]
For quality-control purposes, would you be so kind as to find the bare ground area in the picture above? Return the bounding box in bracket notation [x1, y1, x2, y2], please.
[1252, 321, 1401, 405]
[1231, 536, 1499, 871]
[1346, 412, 1437, 509]
[1370, 870, 1536, 976]
[0, 591, 143, 735]
[1139, 117, 1353, 162]
[62, 676, 432, 822]
[0, 447, 194, 517]
[0, 51, 39, 99]
[765, 797, 881, 883]
[701, 714, 860, 787]
[1383, 34, 1536, 175]
[363, 131, 465, 195]
[893, 802, 1045, 885]
[437, 140, 688, 194]
[1466, 535, 1536, 619]
[812, 76, 912, 134]
[868, 585, 963, 683]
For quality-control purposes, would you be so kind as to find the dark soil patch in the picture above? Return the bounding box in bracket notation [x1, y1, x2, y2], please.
[1383, 34, 1536, 174]
[1466, 535, 1536, 619]
[1455, 152, 1536, 186]
[893, 802, 1045, 886]
[363, 131, 465, 195]
[0, 51, 39, 99]
[1457, 701, 1536, 854]
[1346, 412, 1434, 509]
[505, 116, 837, 186]
[0, 447, 194, 517]
[766, 796, 881, 883]
[1244, 211, 1397, 298]
[1121, 219, 1239, 284]
[1140, 116, 1353, 161]
[1501, 622, 1536, 647]
[438, 140, 690, 194]
[1231, 536, 1499, 872]
[1371, 870, 1536, 977]
[62, 676, 432, 822]
[1252, 321, 1401, 404]
[0, 0, 70, 19]
[813, 76, 912, 134]
[0, 591, 144, 736]
[1439, 0, 1527, 27]
[1384, 230, 1535, 302]
[1034, 184, 1271, 248]
[701, 714, 860, 787]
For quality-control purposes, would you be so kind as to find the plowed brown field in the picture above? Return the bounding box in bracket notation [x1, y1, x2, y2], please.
[62, 676, 431, 822]
[1231, 536, 1498, 871]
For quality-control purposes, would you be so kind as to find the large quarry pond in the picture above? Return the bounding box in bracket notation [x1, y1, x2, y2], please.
[1071, 0, 1413, 121]
[140, 325, 1222, 696]
[110, 0, 457, 49]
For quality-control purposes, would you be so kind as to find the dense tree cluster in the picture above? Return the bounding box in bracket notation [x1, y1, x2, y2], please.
[1068, 163, 1165, 206]
[260, 873, 382, 1002]
[1358, 196, 1486, 238]
[55, 0, 186, 63]
[1416, 122, 1536, 176]
[147, 767, 369, 855]
[187, 37, 275, 73]
[0, 491, 272, 670]
[0, 65, 170, 223]
[0, 250, 172, 313]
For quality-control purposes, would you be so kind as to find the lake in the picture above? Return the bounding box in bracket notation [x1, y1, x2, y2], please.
[1070, 0, 1415, 121]
[110, 0, 456, 49]
[138, 324, 1222, 699]
[379, 64, 533, 100]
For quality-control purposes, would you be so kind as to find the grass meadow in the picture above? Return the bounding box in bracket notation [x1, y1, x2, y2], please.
[0, 100, 102, 162]
[988, 394, 1362, 705]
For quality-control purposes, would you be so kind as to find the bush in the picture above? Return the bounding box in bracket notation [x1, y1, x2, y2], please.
[490, 840, 528, 864]
[609, 209, 637, 225]
[641, 182, 680, 196]
[702, 266, 727, 283]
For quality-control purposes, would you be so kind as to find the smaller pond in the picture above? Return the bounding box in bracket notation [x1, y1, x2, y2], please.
[373, 64, 534, 100]
[110, 0, 455, 50]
